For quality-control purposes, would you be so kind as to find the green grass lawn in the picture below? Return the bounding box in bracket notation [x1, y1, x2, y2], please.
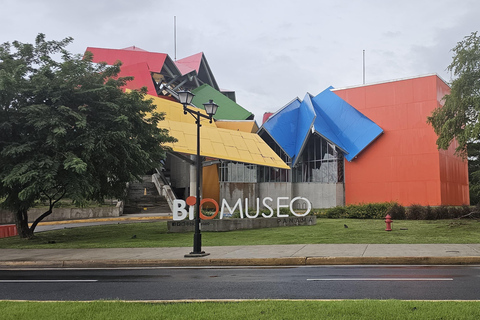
[1, 218, 479, 249]
[1, 300, 480, 320]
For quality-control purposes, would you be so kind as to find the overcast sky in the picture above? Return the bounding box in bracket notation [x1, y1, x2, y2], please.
[1, 0, 479, 122]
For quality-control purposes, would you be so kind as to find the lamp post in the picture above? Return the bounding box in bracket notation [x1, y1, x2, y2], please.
[178, 91, 219, 257]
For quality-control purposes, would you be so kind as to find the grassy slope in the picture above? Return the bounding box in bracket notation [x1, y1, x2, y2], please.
[0, 219, 479, 249]
[1, 300, 480, 320]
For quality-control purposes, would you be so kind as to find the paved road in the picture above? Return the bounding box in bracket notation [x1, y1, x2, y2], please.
[1, 265, 479, 301]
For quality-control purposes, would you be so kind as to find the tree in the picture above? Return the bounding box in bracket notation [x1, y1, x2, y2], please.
[0, 34, 176, 238]
[427, 31, 480, 204]
[467, 141, 480, 205]
[428, 31, 480, 155]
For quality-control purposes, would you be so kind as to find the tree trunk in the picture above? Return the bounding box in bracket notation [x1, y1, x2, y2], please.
[30, 209, 53, 234]
[14, 208, 34, 239]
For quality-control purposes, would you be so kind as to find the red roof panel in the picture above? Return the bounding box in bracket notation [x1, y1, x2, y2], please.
[117, 62, 157, 96]
[175, 52, 203, 74]
[85, 47, 167, 73]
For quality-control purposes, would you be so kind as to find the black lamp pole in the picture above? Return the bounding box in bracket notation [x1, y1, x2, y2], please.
[178, 91, 218, 257]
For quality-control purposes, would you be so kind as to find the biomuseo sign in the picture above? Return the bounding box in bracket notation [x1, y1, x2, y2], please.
[173, 196, 312, 221]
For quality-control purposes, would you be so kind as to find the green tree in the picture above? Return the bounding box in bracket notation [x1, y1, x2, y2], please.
[467, 141, 480, 205]
[427, 31, 480, 203]
[0, 34, 176, 238]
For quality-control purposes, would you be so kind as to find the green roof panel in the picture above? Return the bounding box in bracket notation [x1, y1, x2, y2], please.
[191, 84, 253, 120]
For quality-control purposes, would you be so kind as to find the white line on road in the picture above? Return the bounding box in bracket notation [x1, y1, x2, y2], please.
[0, 280, 98, 283]
[307, 278, 453, 281]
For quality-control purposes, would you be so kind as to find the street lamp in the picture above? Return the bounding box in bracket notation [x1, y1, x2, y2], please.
[178, 91, 219, 257]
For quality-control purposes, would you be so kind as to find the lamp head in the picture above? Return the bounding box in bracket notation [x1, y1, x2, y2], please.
[177, 91, 195, 105]
[203, 99, 219, 117]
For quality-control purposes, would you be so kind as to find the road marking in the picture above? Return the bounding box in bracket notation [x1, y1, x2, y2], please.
[0, 280, 98, 283]
[307, 278, 453, 281]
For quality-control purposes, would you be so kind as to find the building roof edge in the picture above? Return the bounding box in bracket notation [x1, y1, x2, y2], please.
[331, 73, 451, 91]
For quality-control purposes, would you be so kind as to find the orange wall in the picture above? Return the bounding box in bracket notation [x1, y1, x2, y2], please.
[334, 75, 469, 206]
[202, 164, 220, 205]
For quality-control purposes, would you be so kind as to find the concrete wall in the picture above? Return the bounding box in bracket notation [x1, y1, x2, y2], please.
[168, 216, 317, 232]
[0, 202, 123, 225]
[219, 181, 343, 209]
[167, 154, 191, 190]
[257, 182, 292, 205]
[220, 182, 258, 208]
[292, 182, 344, 209]
[0, 209, 14, 225]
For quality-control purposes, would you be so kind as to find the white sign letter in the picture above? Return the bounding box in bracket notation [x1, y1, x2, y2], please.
[290, 197, 312, 217]
[277, 197, 290, 217]
[173, 200, 188, 221]
[245, 198, 260, 218]
[261, 197, 274, 218]
[220, 198, 243, 219]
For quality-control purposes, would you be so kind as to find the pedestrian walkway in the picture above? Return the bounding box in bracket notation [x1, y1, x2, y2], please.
[2, 214, 480, 268]
[1, 244, 480, 268]
[33, 213, 171, 232]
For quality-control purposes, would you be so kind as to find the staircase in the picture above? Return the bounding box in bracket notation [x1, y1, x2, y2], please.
[124, 176, 171, 214]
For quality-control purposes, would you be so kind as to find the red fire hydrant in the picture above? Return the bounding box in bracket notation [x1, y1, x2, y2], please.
[385, 214, 392, 231]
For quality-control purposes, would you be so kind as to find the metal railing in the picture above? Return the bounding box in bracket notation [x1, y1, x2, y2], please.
[152, 170, 177, 213]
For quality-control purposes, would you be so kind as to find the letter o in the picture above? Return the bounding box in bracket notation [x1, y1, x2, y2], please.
[199, 198, 219, 220]
[290, 197, 311, 217]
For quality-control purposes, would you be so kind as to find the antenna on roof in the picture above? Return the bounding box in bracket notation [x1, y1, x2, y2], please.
[363, 50, 366, 84]
[174, 16, 177, 61]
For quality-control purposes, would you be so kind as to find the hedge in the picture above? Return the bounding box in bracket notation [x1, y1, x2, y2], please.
[319, 202, 477, 220]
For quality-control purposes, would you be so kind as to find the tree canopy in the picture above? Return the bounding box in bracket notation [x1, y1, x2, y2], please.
[427, 31, 480, 204]
[0, 34, 176, 238]
[427, 31, 480, 156]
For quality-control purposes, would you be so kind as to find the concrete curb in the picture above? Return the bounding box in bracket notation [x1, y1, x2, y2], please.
[2, 256, 480, 269]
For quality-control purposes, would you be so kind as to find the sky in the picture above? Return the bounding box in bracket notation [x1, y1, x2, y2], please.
[1, 0, 479, 123]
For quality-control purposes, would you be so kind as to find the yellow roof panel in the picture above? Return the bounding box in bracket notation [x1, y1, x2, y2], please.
[149, 95, 216, 127]
[215, 120, 259, 133]
[148, 94, 289, 169]
[162, 120, 289, 169]
[212, 141, 227, 155]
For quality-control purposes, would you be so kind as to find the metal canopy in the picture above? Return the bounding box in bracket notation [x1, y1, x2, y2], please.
[191, 84, 253, 121]
[261, 87, 383, 163]
[149, 95, 289, 169]
[311, 87, 383, 161]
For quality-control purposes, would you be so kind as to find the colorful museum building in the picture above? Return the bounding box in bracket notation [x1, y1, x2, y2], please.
[85, 46, 469, 209]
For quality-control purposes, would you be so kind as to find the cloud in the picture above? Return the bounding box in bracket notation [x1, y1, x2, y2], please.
[2, 0, 479, 123]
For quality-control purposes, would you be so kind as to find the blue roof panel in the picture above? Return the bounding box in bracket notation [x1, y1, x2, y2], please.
[312, 87, 383, 161]
[292, 94, 316, 166]
[261, 98, 301, 159]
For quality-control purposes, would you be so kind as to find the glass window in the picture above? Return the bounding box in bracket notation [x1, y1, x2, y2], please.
[292, 134, 344, 183]
[257, 131, 292, 182]
[219, 161, 257, 182]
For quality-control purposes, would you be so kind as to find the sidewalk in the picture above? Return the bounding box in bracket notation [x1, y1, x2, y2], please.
[2, 215, 480, 268]
[2, 244, 480, 268]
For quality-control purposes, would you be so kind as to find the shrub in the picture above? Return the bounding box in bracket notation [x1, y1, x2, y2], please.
[324, 202, 396, 219]
[424, 206, 438, 220]
[448, 206, 463, 219]
[346, 202, 394, 219]
[461, 204, 473, 217]
[387, 203, 406, 220]
[434, 205, 450, 219]
[325, 206, 347, 218]
[278, 207, 291, 216]
[322, 202, 475, 220]
[406, 204, 426, 220]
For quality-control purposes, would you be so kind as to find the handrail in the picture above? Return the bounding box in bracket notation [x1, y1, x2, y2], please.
[152, 172, 176, 213]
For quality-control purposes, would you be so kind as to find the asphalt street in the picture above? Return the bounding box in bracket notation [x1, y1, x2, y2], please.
[0, 265, 479, 301]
